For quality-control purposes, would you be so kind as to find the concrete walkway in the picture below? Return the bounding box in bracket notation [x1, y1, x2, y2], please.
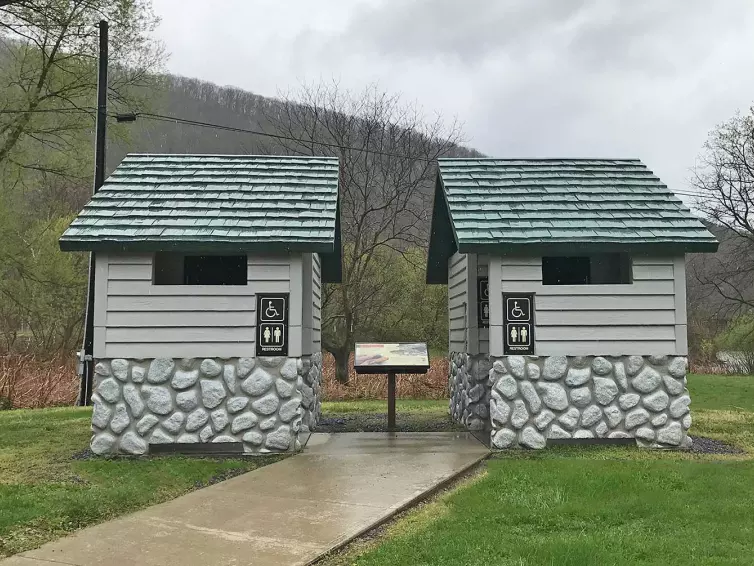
[4, 432, 487, 566]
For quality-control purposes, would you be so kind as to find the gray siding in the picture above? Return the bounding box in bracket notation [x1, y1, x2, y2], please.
[94, 252, 298, 359]
[488, 255, 686, 356]
[448, 252, 468, 352]
[312, 253, 322, 351]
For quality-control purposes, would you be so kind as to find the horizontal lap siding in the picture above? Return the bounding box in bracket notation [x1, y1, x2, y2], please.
[97, 253, 291, 358]
[498, 255, 681, 356]
[312, 253, 322, 351]
[448, 252, 467, 352]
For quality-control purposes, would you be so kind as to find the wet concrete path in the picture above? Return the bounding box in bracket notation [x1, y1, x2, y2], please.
[4, 433, 488, 566]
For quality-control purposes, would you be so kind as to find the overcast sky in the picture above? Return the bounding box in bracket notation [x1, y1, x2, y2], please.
[151, 0, 754, 202]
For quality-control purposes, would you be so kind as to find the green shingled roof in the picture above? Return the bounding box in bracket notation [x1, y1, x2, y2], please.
[427, 158, 718, 283]
[60, 154, 342, 280]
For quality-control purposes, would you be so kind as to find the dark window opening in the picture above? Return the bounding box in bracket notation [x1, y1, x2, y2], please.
[153, 253, 247, 285]
[542, 254, 632, 285]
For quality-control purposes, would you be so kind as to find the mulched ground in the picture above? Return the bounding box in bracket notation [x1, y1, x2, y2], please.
[689, 435, 745, 454]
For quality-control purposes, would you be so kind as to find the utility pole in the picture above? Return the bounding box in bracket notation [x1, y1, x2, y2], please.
[77, 20, 108, 406]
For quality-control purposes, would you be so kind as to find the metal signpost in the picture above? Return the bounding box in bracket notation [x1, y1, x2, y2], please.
[477, 277, 489, 328]
[256, 294, 289, 356]
[353, 342, 430, 431]
[503, 293, 535, 355]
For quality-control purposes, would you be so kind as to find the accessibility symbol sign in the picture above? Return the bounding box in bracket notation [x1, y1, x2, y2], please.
[256, 294, 289, 356]
[477, 277, 489, 328]
[503, 293, 534, 355]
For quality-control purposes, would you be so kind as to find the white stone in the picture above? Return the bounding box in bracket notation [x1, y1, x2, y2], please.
[222, 364, 237, 394]
[667, 357, 688, 379]
[534, 409, 555, 430]
[558, 407, 581, 430]
[548, 424, 572, 439]
[176, 390, 198, 412]
[542, 356, 568, 380]
[608, 431, 631, 439]
[257, 357, 283, 368]
[265, 425, 292, 450]
[520, 381, 541, 412]
[636, 427, 655, 441]
[625, 408, 650, 429]
[200, 379, 226, 409]
[526, 363, 541, 380]
[681, 435, 693, 449]
[632, 366, 661, 393]
[651, 413, 668, 427]
[111, 359, 130, 381]
[241, 367, 274, 396]
[492, 360, 507, 374]
[642, 390, 670, 412]
[259, 417, 276, 431]
[581, 405, 602, 428]
[537, 383, 569, 411]
[231, 411, 258, 433]
[120, 431, 147, 454]
[91, 433, 116, 455]
[570, 387, 592, 408]
[595, 421, 608, 437]
[147, 358, 175, 384]
[199, 425, 214, 442]
[171, 369, 199, 390]
[649, 355, 668, 365]
[574, 430, 594, 439]
[97, 378, 121, 404]
[227, 396, 249, 414]
[149, 428, 175, 444]
[212, 435, 238, 443]
[123, 384, 145, 418]
[109, 403, 130, 434]
[494, 375, 518, 399]
[491, 428, 517, 448]
[279, 399, 300, 423]
[682, 414, 692, 429]
[603, 405, 623, 428]
[237, 357, 255, 378]
[94, 362, 110, 376]
[507, 356, 526, 378]
[163, 412, 185, 434]
[177, 434, 199, 443]
[565, 367, 591, 387]
[594, 377, 619, 405]
[519, 426, 546, 449]
[275, 379, 294, 398]
[136, 414, 159, 435]
[144, 386, 173, 415]
[468, 384, 485, 403]
[613, 362, 628, 391]
[592, 357, 613, 376]
[131, 366, 145, 383]
[572, 356, 589, 368]
[657, 422, 683, 445]
[91, 397, 112, 429]
[211, 409, 229, 431]
[186, 409, 209, 432]
[663, 374, 686, 396]
[670, 395, 691, 418]
[490, 395, 511, 426]
[510, 400, 529, 429]
[467, 417, 485, 431]
[618, 394, 641, 410]
[200, 359, 222, 377]
[626, 355, 644, 377]
[243, 430, 264, 446]
[253, 394, 280, 416]
[301, 385, 314, 408]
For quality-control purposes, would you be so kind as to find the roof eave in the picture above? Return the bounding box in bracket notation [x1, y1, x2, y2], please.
[58, 238, 336, 255]
[456, 240, 720, 256]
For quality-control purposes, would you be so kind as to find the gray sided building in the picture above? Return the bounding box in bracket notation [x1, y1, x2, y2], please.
[60, 154, 341, 455]
[427, 158, 718, 449]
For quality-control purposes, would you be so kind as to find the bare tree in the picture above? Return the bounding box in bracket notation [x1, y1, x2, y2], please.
[263, 82, 466, 382]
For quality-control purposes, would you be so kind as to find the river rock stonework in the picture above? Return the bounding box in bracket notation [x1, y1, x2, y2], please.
[89, 355, 323, 455]
[450, 354, 691, 450]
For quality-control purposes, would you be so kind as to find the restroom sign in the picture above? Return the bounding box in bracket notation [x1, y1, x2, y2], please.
[503, 293, 534, 355]
[256, 294, 289, 356]
[477, 277, 489, 328]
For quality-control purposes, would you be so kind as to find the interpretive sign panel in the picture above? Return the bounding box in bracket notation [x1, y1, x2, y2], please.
[256, 293, 289, 356]
[503, 293, 535, 355]
[354, 342, 430, 374]
[478, 277, 489, 328]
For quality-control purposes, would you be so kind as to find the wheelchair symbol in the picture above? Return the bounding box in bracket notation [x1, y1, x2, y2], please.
[260, 297, 285, 322]
[510, 301, 524, 318]
[506, 297, 530, 322]
[265, 301, 280, 319]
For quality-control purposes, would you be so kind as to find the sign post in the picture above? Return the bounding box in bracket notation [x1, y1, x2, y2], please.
[256, 294, 289, 356]
[353, 342, 430, 432]
[503, 293, 535, 355]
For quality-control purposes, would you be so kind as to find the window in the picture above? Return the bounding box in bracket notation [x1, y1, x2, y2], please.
[153, 253, 247, 285]
[542, 254, 632, 285]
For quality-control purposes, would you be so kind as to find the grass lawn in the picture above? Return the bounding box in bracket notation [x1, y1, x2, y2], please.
[0, 407, 282, 558]
[322, 373, 754, 565]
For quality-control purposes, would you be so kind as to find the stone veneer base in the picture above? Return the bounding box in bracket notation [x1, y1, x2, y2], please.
[90, 353, 322, 455]
[449, 353, 691, 449]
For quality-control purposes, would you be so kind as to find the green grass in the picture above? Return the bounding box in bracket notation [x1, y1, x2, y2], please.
[321, 399, 448, 414]
[0, 407, 282, 557]
[323, 374, 754, 565]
